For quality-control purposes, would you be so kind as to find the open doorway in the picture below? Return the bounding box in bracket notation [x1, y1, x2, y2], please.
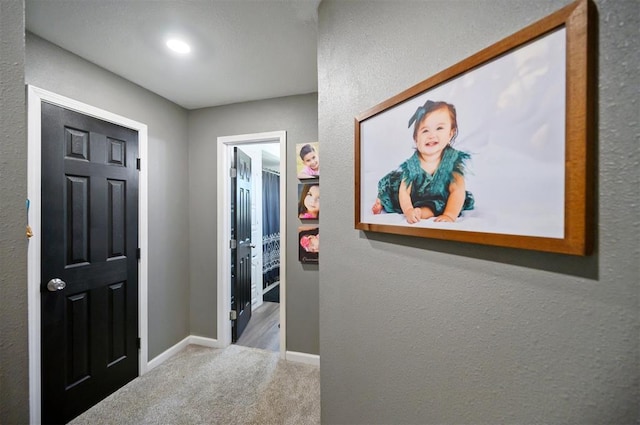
[233, 143, 281, 351]
[217, 131, 287, 358]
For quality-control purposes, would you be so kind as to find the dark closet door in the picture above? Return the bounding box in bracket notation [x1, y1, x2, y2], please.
[41, 103, 139, 424]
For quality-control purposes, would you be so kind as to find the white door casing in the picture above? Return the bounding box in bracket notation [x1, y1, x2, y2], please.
[217, 131, 286, 357]
[27, 85, 149, 423]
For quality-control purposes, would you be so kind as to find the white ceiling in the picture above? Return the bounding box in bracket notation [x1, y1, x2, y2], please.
[26, 0, 320, 110]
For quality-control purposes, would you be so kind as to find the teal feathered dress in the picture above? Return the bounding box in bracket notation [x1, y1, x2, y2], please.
[377, 146, 474, 216]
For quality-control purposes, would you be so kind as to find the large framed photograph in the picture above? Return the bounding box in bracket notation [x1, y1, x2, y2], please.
[355, 0, 595, 255]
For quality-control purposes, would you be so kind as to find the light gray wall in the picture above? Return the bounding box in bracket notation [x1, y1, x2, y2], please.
[26, 33, 191, 359]
[188, 93, 319, 354]
[318, 0, 639, 423]
[0, 1, 29, 422]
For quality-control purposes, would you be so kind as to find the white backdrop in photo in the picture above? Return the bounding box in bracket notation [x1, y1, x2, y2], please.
[360, 28, 566, 239]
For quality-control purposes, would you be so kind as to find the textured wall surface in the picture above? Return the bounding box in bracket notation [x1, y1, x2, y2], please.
[188, 93, 319, 355]
[0, 1, 30, 422]
[26, 34, 191, 359]
[318, 0, 639, 423]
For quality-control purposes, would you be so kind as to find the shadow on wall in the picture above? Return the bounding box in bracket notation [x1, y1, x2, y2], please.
[359, 230, 598, 280]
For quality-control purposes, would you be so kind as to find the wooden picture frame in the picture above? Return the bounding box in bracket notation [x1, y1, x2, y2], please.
[354, 0, 595, 255]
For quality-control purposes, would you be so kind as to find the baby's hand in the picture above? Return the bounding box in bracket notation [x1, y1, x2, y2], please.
[434, 214, 455, 223]
[405, 207, 422, 224]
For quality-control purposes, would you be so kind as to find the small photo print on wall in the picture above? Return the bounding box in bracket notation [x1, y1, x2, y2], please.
[298, 226, 319, 264]
[298, 183, 319, 220]
[296, 142, 319, 179]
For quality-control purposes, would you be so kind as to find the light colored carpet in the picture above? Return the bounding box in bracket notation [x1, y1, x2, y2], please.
[69, 344, 320, 425]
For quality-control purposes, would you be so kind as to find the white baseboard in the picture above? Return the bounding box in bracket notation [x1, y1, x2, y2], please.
[146, 336, 191, 372]
[146, 335, 222, 372]
[188, 335, 222, 348]
[146, 336, 318, 372]
[286, 350, 320, 366]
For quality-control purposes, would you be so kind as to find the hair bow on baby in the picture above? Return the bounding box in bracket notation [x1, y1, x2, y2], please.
[408, 100, 436, 128]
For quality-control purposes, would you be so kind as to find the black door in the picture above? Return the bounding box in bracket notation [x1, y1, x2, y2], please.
[231, 147, 252, 342]
[41, 103, 139, 424]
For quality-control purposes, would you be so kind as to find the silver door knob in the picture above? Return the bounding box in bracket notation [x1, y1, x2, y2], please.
[47, 278, 66, 292]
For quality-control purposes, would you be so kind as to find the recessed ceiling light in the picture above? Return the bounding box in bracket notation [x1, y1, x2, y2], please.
[166, 38, 191, 54]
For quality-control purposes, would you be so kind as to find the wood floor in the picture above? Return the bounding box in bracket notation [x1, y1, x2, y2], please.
[235, 301, 280, 352]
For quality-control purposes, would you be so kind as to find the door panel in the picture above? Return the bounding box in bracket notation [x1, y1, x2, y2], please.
[232, 147, 252, 342]
[41, 102, 139, 424]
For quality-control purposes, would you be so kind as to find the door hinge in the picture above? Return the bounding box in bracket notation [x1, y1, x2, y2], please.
[229, 239, 236, 249]
[136, 248, 141, 260]
[136, 158, 141, 171]
[230, 167, 237, 178]
[230, 310, 237, 321]
[137, 337, 141, 349]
